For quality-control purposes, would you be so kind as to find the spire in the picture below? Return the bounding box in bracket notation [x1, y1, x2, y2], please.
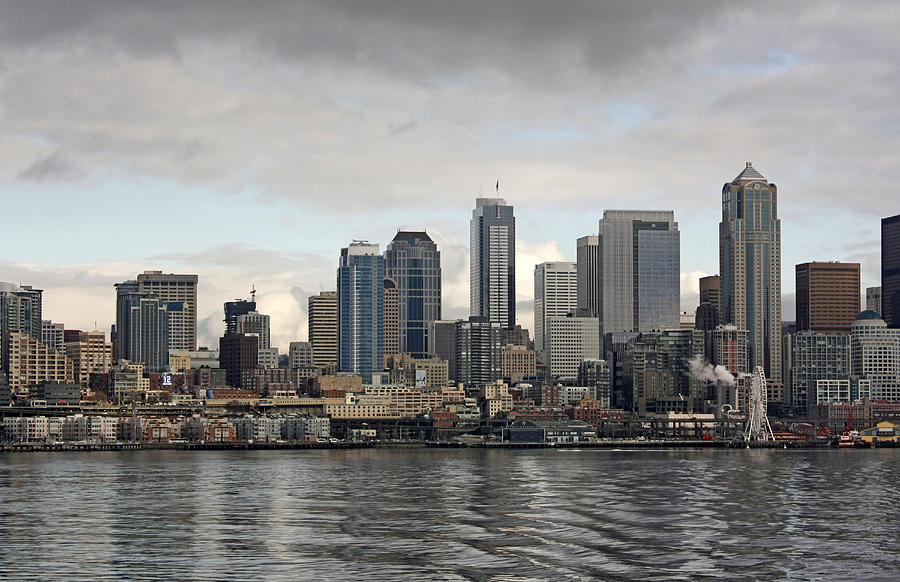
[733, 161, 767, 183]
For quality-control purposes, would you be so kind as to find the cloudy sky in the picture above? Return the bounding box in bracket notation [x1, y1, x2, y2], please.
[1, 1, 894, 351]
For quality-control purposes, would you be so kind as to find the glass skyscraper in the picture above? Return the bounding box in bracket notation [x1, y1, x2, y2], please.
[338, 242, 385, 381]
[882, 214, 900, 327]
[470, 198, 516, 329]
[384, 231, 441, 359]
[719, 162, 782, 382]
[598, 210, 680, 335]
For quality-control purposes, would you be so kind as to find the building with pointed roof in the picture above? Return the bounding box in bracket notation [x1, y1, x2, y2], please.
[719, 162, 782, 383]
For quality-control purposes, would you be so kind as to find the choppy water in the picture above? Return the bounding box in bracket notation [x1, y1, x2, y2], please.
[1, 448, 899, 581]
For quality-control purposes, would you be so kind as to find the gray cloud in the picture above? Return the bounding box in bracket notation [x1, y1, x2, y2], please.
[18, 150, 81, 182]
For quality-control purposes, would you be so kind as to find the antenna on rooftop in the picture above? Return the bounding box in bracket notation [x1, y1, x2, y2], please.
[250, 285, 256, 302]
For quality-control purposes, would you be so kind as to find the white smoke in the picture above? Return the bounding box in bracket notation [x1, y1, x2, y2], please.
[688, 355, 735, 386]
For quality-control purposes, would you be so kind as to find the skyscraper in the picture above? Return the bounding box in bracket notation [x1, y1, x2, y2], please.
[456, 316, 502, 386]
[383, 278, 399, 359]
[576, 235, 601, 317]
[337, 242, 385, 381]
[384, 231, 442, 358]
[308, 291, 338, 371]
[882, 214, 900, 327]
[534, 261, 578, 363]
[795, 261, 860, 333]
[470, 198, 515, 329]
[136, 271, 198, 351]
[719, 162, 782, 382]
[128, 295, 170, 372]
[599, 210, 680, 335]
[1, 283, 43, 374]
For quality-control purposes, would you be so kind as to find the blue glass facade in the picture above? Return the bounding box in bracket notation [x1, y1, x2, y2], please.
[338, 243, 385, 381]
[384, 231, 441, 359]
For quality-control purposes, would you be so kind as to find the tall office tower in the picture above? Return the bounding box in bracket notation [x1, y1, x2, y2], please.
[719, 162, 782, 382]
[288, 341, 313, 369]
[308, 291, 338, 371]
[6, 332, 70, 397]
[337, 242, 385, 381]
[789, 331, 850, 415]
[709, 325, 749, 375]
[136, 271, 198, 351]
[65, 331, 113, 388]
[866, 286, 882, 315]
[577, 235, 601, 317]
[219, 333, 259, 390]
[534, 262, 578, 363]
[430, 320, 459, 383]
[883, 214, 900, 327]
[383, 278, 400, 359]
[384, 231, 442, 358]
[699, 275, 721, 309]
[224, 299, 256, 335]
[796, 262, 860, 333]
[128, 296, 170, 372]
[1, 283, 43, 373]
[546, 314, 601, 381]
[41, 320, 65, 353]
[850, 310, 900, 402]
[470, 197, 516, 329]
[456, 316, 502, 386]
[599, 210, 680, 336]
[114, 280, 140, 362]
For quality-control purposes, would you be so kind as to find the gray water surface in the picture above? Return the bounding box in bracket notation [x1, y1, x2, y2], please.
[1, 448, 898, 581]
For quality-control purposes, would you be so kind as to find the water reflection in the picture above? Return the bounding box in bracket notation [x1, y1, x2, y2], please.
[1, 449, 898, 581]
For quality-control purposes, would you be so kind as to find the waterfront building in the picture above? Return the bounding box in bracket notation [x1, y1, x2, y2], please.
[224, 298, 256, 335]
[719, 162, 782, 382]
[576, 235, 601, 317]
[338, 242, 385, 382]
[534, 261, 578, 364]
[850, 310, 900, 402]
[789, 331, 851, 415]
[384, 230, 442, 358]
[65, 331, 113, 388]
[308, 291, 338, 372]
[136, 271, 198, 351]
[470, 197, 515, 329]
[867, 286, 882, 315]
[599, 210, 680, 335]
[796, 262, 860, 333]
[883, 214, 900, 327]
[546, 315, 601, 381]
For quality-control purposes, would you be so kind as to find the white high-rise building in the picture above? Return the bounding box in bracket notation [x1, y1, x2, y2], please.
[136, 271, 198, 351]
[534, 262, 578, 364]
[470, 198, 516, 329]
[850, 310, 900, 402]
[546, 315, 601, 381]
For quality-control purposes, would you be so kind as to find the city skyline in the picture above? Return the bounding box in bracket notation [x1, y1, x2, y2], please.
[1, 2, 895, 352]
